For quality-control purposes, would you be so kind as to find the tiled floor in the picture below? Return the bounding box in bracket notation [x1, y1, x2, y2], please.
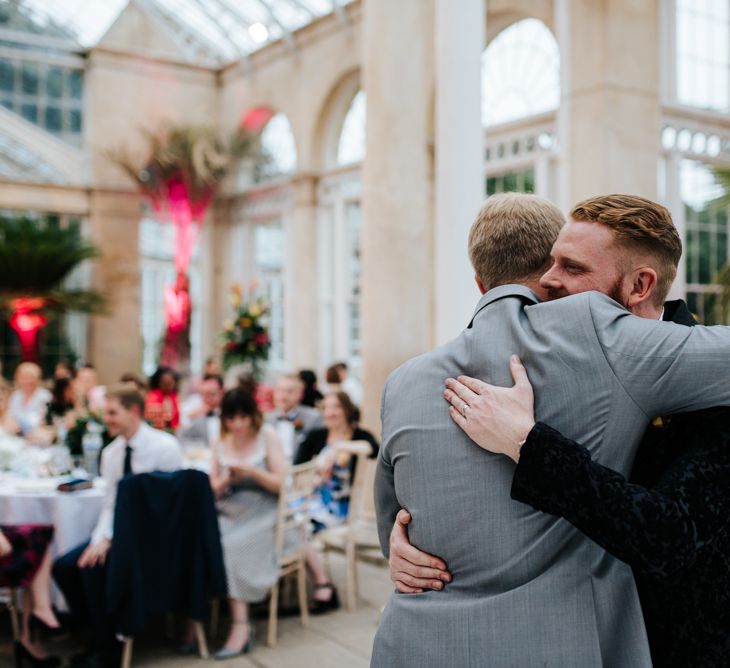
[0, 555, 392, 667]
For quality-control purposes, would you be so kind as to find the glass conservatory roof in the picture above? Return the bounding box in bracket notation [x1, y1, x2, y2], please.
[1, 0, 354, 64]
[0, 129, 67, 183]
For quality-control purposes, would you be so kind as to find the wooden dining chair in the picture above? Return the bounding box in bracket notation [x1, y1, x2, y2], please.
[0, 587, 20, 641]
[267, 460, 320, 647]
[316, 449, 386, 611]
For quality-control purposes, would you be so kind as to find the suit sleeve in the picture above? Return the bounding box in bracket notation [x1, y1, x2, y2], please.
[588, 292, 730, 416]
[511, 421, 730, 578]
[373, 380, 399, 558]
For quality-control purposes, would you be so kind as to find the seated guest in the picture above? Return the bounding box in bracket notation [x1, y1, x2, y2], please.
[266, 374, 323, 460]
[75, 364, 105, 412]
[324, 364, 342, 394]
[144, 366, 180, 431]
[209, 389, 287, 659]
[298, 369, 323, 408]
[236, 368, 274, 413]
[0, 526, 60, 668]
[53, 360, 75, 381]
[53, 386, 182, 668]
[9, 362, 51, 437]
[294, 391, 379, 612]
[45, 376, 78, 432]
[178, 373, 224, 446]
[118, 372, 147, 393]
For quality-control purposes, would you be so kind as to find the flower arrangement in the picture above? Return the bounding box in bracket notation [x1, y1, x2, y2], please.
[221, 283, 271, 376]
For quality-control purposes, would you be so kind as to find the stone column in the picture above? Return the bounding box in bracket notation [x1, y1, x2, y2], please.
[434, 0, 485, 344]
[86, 190, 142, 384]
[361, 0, 435, 432]
[556, 0, 662, 210]
[284, 175, 320, 370]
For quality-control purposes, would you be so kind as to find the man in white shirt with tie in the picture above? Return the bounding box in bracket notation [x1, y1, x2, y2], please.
[53, 385, 182, 668]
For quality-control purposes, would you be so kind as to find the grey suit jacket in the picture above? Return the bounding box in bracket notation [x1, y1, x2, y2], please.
[178, 414, 218, 445]
[372, 285, 730, 668]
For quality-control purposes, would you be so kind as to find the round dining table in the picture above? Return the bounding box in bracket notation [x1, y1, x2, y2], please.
[0, 475, 105, 609]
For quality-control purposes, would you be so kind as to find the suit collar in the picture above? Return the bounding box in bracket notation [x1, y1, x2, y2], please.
[468, 284, 540, 328]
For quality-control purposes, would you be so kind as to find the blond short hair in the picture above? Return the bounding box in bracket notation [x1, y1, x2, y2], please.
[469, 193, 566, 290]
[570, 194, 682, 306]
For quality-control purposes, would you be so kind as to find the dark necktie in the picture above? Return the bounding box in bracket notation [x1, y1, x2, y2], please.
[123, 444, 133, 477]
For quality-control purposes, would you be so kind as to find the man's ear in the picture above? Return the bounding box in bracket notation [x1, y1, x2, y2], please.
[626, 267, 658, 309]
[475, 274, 487, 295]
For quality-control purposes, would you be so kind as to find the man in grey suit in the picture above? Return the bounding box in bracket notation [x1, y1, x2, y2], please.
[265, 373, 322, 460]
[372, 193, 730, 668]
[177, 374, 224, 446]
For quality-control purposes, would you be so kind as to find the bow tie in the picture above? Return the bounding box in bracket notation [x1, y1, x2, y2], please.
[206, 411, 217, 418]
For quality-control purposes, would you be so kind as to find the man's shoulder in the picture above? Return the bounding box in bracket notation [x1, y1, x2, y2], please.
[143, 423, 180, 449]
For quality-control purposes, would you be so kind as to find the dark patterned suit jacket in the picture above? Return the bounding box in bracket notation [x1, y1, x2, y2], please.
[512, 300, 730, 668]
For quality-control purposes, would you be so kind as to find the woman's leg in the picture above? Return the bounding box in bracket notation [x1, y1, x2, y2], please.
[303, 543, 333, 602]
[28, 545, 60, 627]
[19, 590, 50, 659]
[222, 598, 250, 650]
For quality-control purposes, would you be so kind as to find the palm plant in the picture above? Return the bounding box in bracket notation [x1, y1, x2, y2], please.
[0, 214, 104, 361]
[111, 123, 260, 372]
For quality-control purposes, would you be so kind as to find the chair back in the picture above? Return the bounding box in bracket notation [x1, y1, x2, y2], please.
[108, 469, 227, 636]
[274, 460, 320, 560]
[346, 447, 378, 529]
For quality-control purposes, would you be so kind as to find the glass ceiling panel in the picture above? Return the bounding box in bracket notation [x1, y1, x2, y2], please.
[0, 129, 67, 183]
[9, 0, 353, 64]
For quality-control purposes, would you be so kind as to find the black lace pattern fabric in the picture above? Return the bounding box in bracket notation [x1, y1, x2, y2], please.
[512, 412, 730, 668]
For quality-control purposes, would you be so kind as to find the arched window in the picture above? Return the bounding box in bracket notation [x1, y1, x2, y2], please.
[259, 112, 297, 178]
[337, 90, 366, 166]
[482, 18, 560, 127]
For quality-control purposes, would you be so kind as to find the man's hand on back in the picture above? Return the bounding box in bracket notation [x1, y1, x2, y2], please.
[389, 509, 452, 593]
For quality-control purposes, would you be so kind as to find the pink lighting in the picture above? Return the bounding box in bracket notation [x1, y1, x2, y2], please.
[9, 298, 47, 362]
[164, 272, 191, 334]
[242, 107, 274, 134]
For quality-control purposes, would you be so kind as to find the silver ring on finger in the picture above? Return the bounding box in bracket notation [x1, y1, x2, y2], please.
[462, 403, 470, 418]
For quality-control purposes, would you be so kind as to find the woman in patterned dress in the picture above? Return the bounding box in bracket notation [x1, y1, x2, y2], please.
[208, 388, 287, 659]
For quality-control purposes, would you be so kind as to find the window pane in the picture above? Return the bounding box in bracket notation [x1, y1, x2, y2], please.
[21, 103, 38, 124]
[46, 67, 63, 98]
[68, 109, 82, 133]
[337, 90, 366, 166]
[0, 98, 13, 111]
[676, 2, 730, 111]
[503, 172, 518, 192]
[68, 69, 83, 99]
[482, 19, 560, 126]
[45, 106, 62, 132]
[0, 59, 14, 92]
[21, 62, 39, 95]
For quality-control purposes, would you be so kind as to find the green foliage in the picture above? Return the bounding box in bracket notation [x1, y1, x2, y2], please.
[0, 214, 104, 314]
[712, 167, 730, 323]
[0, 313, 78, 380]
[112, 123, 260, 209]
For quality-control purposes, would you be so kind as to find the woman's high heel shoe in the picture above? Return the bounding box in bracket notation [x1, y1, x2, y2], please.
[13, 641, 61, 668]
[29, 614, 64, 637]
[309, 582, 340, 615]
[213, 622, 255, 660]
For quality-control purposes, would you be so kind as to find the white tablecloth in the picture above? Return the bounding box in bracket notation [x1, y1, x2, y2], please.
[0, 476, 105, 609]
